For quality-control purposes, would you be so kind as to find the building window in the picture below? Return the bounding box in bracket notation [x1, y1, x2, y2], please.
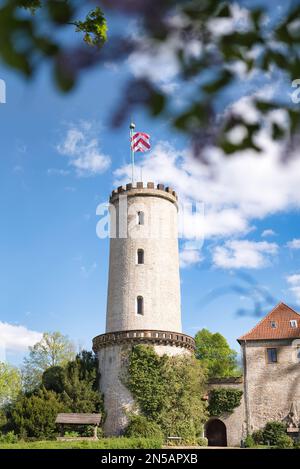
[137, 249, 144, 264]
[290, 320, 298, 328]
[137, 296, 144, 315]
[270, 321, 277, 329]
[267, 348, 278, 364]
[137, 211, 144, 225]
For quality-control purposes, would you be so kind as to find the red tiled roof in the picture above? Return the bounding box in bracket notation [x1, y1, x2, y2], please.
[238, 302, 300, 342]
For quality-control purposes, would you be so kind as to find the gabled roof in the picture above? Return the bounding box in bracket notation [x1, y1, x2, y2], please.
[238, 302, 300, 342]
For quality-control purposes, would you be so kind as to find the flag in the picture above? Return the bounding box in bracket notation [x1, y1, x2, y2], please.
[131, 132, 151, 153]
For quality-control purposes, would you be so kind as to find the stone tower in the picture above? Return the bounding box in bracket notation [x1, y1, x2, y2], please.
[93, 182, 195, 435]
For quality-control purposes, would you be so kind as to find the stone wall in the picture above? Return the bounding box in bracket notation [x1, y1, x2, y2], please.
[106, 186, 181, 333]
[242, 339, 300, 432]
[206, 378, 246, 447]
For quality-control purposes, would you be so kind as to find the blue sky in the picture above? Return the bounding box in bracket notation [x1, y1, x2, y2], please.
[1, 1, 300, 366]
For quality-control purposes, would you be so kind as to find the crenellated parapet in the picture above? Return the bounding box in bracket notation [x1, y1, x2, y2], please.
[109, 182, 178, 207]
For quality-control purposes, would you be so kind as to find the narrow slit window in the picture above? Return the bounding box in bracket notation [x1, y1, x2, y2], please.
[137, 296, 144, 315]
[137, 211, 144, 225]
[137, 249, 144, 264]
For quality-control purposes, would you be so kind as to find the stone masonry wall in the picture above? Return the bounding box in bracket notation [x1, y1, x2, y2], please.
[243, 339, 300, 432]
[207, 380, 246, 447]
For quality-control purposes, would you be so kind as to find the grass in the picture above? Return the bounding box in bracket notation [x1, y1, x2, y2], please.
[0, 437, 162, 449]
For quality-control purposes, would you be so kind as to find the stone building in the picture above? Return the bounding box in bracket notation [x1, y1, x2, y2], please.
[205, 302, 300, 447]
[93, 182, 194, 436]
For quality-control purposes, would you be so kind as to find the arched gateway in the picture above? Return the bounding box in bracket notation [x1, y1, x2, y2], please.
[205, 419, 227, 447]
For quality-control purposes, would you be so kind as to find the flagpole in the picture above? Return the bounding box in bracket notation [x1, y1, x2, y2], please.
[130, 122, 135, 184]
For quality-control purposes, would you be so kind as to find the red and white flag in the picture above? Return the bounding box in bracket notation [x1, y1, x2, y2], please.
[131, 132, 151, 153]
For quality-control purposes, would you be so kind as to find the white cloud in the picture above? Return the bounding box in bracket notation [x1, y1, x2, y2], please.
[286, 274, 300, 304]
[0, 322, 42, 353]
[262, 229, 276, 237]
[286, 239, 300, 250]
[180, 247, 203, 269]
[212, 240, 278, 269]
[57, 121, 110, 176]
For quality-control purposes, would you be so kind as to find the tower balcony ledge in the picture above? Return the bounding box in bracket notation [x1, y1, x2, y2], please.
[93, 329, 195, 352]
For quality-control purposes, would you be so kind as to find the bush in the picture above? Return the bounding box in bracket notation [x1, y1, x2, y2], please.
[197, 437, 208, 446]
[252, 429, 264, 445]
[275, 434, 294, 449]
[244, 435, 256, 448]
[0, 431, 18, 443]
[124, 415, 163, 441]
[64, 431, 79, 438]
[7, 387, 64, 439]
[263, 421, 287, 446]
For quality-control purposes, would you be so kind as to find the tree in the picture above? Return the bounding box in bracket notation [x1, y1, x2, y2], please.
[22, 332, 76, 391]
[42, 351, 103, 413]
[0, 362, 21, 406]
[194, 329, 240, 378]
[1, 1, 300, 158]
[7, 387, 64, 439]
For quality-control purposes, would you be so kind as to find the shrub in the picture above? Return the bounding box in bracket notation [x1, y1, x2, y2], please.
[252, 429, 264, 445]
[208, 388, 243, 416]
[0, 431, 18, 443]
[124, 415, 163, 440]
[197, 437, 208, 446]
[7, 387, 64, 439]
[244, 435, 255, 448]
[262, 421, 287, 446]
[64, 431, 79, 438]
[275, 434, 294, 449]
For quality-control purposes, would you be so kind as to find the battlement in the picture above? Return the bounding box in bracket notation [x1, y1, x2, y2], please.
[109, 182, 178, 205]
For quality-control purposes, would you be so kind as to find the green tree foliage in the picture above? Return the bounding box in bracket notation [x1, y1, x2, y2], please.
[72, 7, 107, 47]
[4, 350, 102, 439]
[125, 345, 207, 442]
[208, 388, 243, 416]
[246, 420, 293, 448]
[1, 1, 300, 157]
[43, 351, 103, 413]
[262, 421, 288, 446]
[0, 362, 21, 407]
[124, 414, 163, 441]
[22, 331, 76, 391]
[7, 387, 64, 439]
[194, 329, 240, 378]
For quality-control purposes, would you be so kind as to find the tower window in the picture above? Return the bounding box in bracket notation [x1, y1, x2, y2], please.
[267, 348, 278, 364]
[270, 321, 277, 329]
[290, 320, 298, 328]
[137, 211, 144, 225]
[137, 249, 144, 264]
[137, 296, 144, 315]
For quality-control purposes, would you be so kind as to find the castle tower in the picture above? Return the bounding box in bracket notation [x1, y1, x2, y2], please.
[93, 182, 195, 435]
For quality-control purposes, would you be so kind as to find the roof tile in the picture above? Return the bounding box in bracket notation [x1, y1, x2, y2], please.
[238, 302, 300, 341]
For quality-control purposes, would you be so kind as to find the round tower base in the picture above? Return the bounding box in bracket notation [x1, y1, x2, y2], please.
[93, 330, 195, 436]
